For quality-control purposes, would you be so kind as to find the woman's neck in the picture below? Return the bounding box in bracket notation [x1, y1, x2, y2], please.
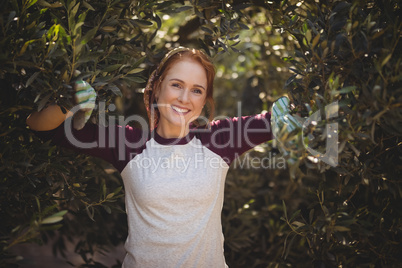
[156, 125, 190, 139]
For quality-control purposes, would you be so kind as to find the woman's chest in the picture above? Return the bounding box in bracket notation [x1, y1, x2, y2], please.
[122, 143, 229, 208]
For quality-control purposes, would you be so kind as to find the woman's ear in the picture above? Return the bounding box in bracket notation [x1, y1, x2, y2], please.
[154, 88, 159, 101]
[154, 80, 162, 100]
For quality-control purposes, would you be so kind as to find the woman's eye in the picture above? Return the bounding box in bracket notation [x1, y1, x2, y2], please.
[193, 89, 203, 94]
[172, 83, 181, 88]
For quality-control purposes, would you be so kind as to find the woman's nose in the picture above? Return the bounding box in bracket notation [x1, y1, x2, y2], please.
[178, 89, 190, 103]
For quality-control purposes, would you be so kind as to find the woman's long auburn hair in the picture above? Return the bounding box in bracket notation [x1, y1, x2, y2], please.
[149, 48, 216, 128]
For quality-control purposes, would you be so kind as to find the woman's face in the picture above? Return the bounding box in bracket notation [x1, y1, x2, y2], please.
[155, 58, 207, 138]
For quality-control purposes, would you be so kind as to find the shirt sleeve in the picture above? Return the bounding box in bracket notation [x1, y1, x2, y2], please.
[196, 112, 272, 165]
[32, 116, 145, 173]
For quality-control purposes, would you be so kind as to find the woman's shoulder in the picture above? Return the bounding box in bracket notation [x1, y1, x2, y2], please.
[200, 112, 271, 129]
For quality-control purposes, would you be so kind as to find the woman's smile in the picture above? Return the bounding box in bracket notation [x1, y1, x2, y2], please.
[171, 105, 190, 114]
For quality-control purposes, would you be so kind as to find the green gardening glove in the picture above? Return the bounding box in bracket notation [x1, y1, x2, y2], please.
[73, 80, 96, 130]
[271, 96, 304, 167]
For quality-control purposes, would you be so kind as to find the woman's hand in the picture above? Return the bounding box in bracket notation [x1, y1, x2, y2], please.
[73, 81, 97, 130]
[26, 81, 97, 131]
[271, 96, 302, 134]
[271, 96, 304, 166]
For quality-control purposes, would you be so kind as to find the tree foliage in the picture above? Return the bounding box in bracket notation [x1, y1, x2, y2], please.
[0, 0, 401, 267]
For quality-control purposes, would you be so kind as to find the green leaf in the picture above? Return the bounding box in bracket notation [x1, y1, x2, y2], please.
[25, 72, 40, 87]
[103, 205, 111, 214]
[127, 68, 144, 74]
[37, 0, 50, 7]
[71, 2, 80, 16]
[102, 181, 107, 196]
[133, 20, 153, 27]
[50, 210, 68, 218]
[331, 86, 356, 96]
[131, 56, 146, 68]
[282, 200, 287, 219]
[201, 26, 214, 35]
[26, 0, 39, 9]
[74, 22, 85, 33]
[76, 52, 102, 64]
[305, 30, 312, 43]
[37, 92, 53, 111]
[103, 64, 122, 73]
[230, 46, 240, 53]
[289, 209, 301, 221]
[291, 221, 305, 228]
[68, 3, 80, 31]
[37, 0, 63, 8]
[309, 209, 315, 224]
[238, 23, 249, 30]
[41, 217, 63, 224]
[67, 0, 76, 11]
[381, 54, 392, 67]
[85, 206, 95, 221]
[79, 27, 98, 45]
[333, 226, 351, 232]
[173, 6, 193, 13]
[113, 186, 122, 195]
[101, 26, 117, 32]
[154, 14, 162, 29]
[322, 205, 329, 216]
[282, 233, 296, 259]
[11, 225, 21, 233]
[339, 86, 356, 94]
[312, 34, 320, 48]
[156, 1, 174, 10]
[82, 1, 95, 11]
[108, 85, 122, 97]
[124, 76, 146, 83]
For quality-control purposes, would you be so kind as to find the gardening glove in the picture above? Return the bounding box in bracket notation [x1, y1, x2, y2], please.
[73, 80, 96, 130]
[271, 96, 304, 167]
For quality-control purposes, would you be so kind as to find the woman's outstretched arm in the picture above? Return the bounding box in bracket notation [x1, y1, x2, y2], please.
[26, 81, 96, 131]
[26, 105, 73, 131]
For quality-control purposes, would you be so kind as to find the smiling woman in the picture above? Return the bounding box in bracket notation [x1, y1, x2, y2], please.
[154, 58, 208, 138]
[26, 47, 298, 268]
[145, 47, 216, 134]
